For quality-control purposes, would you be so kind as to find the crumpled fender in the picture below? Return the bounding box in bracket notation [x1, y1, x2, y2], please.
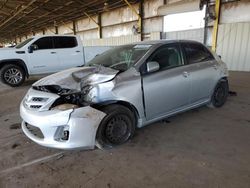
[67, 106, 106, 149]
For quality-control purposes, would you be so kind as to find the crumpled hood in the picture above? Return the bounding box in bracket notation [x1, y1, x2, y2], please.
[33, 66, 119, 90]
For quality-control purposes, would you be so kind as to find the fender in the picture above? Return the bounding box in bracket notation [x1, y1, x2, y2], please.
[91, 100, 140, 125]
[0, 59, 29, 78]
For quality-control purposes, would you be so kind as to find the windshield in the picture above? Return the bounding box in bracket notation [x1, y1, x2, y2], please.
[88, 44, 151, 71]
[15, 38, 34, 49]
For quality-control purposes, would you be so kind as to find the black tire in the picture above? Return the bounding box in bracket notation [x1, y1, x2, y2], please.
[96, 104, 136, 149]
[209, 80, 229, 108]
[0, 64, 26, 87]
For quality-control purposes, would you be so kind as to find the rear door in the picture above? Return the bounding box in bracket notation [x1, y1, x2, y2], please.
[142, 44, 192, 120]
[181, 42, 219, 104]
[27, 36, 60, 74]
[53, 36, 83, 70]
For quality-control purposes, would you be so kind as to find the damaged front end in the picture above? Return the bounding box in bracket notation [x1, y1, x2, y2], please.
[20, 66, 118, 149]
[32, 84, 90, 108]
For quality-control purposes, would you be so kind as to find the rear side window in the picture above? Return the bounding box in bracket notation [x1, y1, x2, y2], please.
[32, 37, 53, 50]
[183, 43, 214, 64]
[54, 37, 77, 49]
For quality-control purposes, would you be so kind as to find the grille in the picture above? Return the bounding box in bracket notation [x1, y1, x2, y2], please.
[23, 89, 58, 111]
[30, 105, 42, 109]
[25, 123, 44, 139]
[32, 97, 48, 102]
[24, 95, 50, 110]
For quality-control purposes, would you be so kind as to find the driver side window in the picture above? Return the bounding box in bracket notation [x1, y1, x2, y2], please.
[32, 37, 54, 50]
[149, 45, 183, 71]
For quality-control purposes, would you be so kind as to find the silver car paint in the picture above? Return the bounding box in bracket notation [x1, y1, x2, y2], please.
[20, 40, 229, 149]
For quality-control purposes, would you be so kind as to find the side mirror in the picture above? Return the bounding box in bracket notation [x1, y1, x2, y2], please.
[28, 44, 38, 53]
[147, 61, 160, 73]
[28, 45, 34, 53]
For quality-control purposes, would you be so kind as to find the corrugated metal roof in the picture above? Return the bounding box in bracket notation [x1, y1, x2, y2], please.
[0, 0, 139, 42]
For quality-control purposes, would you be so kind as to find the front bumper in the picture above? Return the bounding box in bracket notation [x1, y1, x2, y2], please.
[20, 101, 106, 149]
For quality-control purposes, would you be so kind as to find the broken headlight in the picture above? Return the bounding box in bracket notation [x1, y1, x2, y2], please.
[51, 104, 79, 111]
[84, 87, 99, 102]
[50, 90, 86, 109]
[81, 85, 93, 95]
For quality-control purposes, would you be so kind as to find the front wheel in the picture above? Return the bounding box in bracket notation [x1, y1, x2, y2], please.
[0, 64, 26, 87]
[96, 104, 136, 149]
[209, 80, 229, 108]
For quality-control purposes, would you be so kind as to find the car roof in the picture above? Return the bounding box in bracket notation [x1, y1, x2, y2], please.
[130, 39, 202, 46]
[32, 34, 76, 38]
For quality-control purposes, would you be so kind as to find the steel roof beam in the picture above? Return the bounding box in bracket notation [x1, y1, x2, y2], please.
[0, 0, 37, 30]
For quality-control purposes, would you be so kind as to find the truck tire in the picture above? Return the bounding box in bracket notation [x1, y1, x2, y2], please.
[96, 104, 136, 149]
[0, 64, 26, 87]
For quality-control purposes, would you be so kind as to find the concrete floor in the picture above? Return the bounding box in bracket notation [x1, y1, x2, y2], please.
[0, 72, 250, 188]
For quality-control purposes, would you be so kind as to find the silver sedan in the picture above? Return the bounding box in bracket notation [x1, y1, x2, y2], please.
[20, 40, 229, 150]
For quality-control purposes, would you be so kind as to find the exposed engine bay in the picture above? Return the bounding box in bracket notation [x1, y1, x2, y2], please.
[32, 84, 91, 108]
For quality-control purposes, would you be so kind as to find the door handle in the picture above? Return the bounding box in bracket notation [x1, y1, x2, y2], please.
[51, 52, 56, 54]
[182, 71, 189, 78]
[75, 50, 80, 53]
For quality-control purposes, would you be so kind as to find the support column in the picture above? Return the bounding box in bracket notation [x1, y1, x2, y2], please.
[55, 26, 58, 34]
[203, 1, 209, 45]
[98, 13, 102, 39]
[73, 20, 77, 35]
[123, 0, 142, 40]
[212, 0, 221, 51]
[139, 0, 144, 41]
[84, 12, 102, 39]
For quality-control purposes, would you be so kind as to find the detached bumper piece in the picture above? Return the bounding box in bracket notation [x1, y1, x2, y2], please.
[21, 103, 106, 150]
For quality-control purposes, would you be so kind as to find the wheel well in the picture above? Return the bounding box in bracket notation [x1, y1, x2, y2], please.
[0, 60, 29, 78]
[218, 77, 229, 88]
[92, 100, 139, 122]
[214, 77, 228, 88]
[212, 77, 229, 96]
[220, 77, 228, 82]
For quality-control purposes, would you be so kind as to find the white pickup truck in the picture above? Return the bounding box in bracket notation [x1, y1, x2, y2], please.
[0, 35, 103, 87]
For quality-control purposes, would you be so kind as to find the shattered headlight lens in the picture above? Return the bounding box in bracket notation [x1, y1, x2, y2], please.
[81, 85, 93, 95]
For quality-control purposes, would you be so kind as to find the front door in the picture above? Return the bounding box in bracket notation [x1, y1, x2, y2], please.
[27, 36, 60, 74]
[142, 44, 191, 120]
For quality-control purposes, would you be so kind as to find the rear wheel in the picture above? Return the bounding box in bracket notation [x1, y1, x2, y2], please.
[0, 64, 25, 87]
[209, 80, 229, 108]
[96, 104, 136, 149]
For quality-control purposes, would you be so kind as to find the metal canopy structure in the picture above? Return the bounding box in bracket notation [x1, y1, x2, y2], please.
[0, 0, 139, 42]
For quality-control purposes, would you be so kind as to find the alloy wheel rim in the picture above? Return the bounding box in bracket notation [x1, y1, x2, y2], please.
[4, 68, 23, 84]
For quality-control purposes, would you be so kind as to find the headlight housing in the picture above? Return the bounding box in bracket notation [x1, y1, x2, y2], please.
[84, 87, 98, 102]
[81, 85, 93, 95]
[51, 104, 79, 111]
